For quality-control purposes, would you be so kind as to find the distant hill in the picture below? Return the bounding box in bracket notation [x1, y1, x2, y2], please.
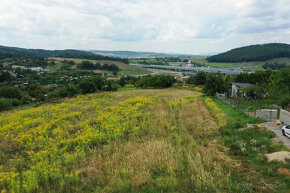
[206, 43, 290, 63]
[0, 45, 129, 63]
[88, 50, 193, 58]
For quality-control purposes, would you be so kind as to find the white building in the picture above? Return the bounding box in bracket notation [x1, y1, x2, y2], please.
[231, 83, 254, 97]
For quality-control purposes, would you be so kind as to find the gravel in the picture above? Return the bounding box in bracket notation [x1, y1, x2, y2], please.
[261, 122, 290, 148]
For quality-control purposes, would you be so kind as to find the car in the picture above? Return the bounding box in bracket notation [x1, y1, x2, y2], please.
[282, 125, 290, 138]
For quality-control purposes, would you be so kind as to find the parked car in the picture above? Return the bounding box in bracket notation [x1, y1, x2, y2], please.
[282, 125, 290, 138]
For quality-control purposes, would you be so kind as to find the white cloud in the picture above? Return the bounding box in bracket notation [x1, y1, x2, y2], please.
[0, 0, 289, 54]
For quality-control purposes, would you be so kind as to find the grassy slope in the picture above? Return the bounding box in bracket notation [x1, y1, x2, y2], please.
[48, 57, 152, 76]
[0, 89, 289, 192]
[191, 57, 290, 71]
[211, 98, 290, 192]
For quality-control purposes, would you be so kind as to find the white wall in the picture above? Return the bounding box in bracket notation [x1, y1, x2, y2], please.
[280, 109, 290, 125]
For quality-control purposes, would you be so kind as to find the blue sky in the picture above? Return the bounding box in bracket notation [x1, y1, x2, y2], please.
[0, 0, 289, 54]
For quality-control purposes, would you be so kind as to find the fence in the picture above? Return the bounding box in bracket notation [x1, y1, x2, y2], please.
[216, 94, 279, 119]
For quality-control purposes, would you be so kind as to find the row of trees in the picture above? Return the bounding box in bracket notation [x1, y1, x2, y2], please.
[0, 74, 178, 111]
[262, 62, 287, 70]
[136, 75, 176, 89]
[0, 76, 120, 111]
[187, 68, 290, 107]
[77, 61, 119, 72]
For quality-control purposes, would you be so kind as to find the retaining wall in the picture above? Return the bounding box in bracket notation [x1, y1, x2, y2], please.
[255, 109, 277, 121]
[280, 109, 290, 125]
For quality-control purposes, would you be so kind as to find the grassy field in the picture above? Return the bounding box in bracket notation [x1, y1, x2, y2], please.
[48, 57, 152, 76]
[0, 89, 289, 192]
[190, 57, 290, 71]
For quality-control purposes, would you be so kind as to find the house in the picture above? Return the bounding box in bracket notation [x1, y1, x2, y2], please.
[12, 65, 26, 69]
[231, 82, 254, 97]
[92, 70, 105, 77]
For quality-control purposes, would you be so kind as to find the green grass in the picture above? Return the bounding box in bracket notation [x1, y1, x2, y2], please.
[210, 97, 290, 192]
[48, 57, 152, 76]
[116, 63, 153, 76]
[228, 97, 277, 112]
[191, 57, 290, 71]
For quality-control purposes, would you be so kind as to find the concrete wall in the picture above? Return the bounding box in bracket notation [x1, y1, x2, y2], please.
[256, 109, 277, 121]
[280, 109, 290, 125]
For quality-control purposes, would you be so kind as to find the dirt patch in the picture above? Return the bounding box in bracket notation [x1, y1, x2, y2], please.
[278, 167, 290, 176]
[265, 151, 290, 163]
[261, 122, 290, 148]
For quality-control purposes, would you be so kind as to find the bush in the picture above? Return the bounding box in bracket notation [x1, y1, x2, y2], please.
[0, 86, 23, 100]
[279, 95, 290, 108]
[136, 75, 176, 89]
[186, 71, 206, 85]
[79, 80, 96, 94]
[0, 97, 12, 111]
[203, 74, 226, 96]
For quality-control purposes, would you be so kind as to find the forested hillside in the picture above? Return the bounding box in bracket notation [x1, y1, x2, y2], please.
[0, 45, 129, 63]
[207, 43, 290, 62]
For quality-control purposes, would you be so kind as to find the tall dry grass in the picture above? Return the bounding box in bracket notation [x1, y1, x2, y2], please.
[74, 89, 235, 192]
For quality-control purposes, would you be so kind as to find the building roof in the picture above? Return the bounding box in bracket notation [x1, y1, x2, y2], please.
[232, 82, 254, 88]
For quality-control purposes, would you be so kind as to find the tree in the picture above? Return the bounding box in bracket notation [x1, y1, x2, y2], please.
[136, 75, 176, 89]
[242, 85, 266, 99]
[0, 97, 12, 111]
[0, 86, 23, 100]
[203, 74, 226, 96]
[186, 71, 206, 85]
[79, 80, 96, 94]
[27, 84, 46, 101]
[77, 61, 95, 70]
[269, 68, 290, 97]
[0, 71, 12, 82]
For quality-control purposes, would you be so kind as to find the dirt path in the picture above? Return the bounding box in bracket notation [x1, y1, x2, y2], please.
[261, 122, 290, 148]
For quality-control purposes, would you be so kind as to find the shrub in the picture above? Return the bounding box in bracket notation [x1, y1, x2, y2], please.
[136, 75, 176, 89]
[0, 97, 12, 111]
[0, 86, 23, 100]
[279, 95, 290, 108]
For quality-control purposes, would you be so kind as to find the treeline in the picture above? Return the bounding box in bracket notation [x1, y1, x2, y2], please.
[0, 74, 177, 111]
[262, 62, 288, 70]
[0, 45, 129, 64]
[0, 76, 119, 111]
[135, 75, 176, 88]
[58, 53, 129, 64]
[77, 61, 119, 72]
[187, 68, 290, 106]
[131, 57, 183, 65]
[207, 43, 290, 62]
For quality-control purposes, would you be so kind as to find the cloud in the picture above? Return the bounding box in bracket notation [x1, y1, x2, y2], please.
[0, 0, 289, 54]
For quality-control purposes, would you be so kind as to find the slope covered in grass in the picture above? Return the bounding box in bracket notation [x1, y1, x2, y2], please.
[0, 89, 289, 192]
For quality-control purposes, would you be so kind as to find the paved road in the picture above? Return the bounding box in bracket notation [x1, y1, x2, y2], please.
[261, 122, 290, 148]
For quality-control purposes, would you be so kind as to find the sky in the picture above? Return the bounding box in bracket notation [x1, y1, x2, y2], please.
[0, 0, 289, 55]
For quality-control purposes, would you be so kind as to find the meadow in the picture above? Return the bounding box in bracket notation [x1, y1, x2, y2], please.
[0, 89, 289, 192]
[190, 57, 290, 71]
[49, 57, 152, 76]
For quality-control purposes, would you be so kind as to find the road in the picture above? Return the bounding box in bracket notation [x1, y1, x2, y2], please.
[261, 122, 290, 148]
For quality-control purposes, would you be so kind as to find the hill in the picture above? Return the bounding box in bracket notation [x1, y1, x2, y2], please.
[89, 50, 192, 58]
[0, 45, 128, 63]
[207, 43, 290, 62]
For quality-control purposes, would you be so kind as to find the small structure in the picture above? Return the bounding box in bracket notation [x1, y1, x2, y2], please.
[12, 65, 25, 69]
[92, 70, 105, 78]
[280, 109, 290, 125]
[231, 82, 254, 97]
[256, 109, 277, 121]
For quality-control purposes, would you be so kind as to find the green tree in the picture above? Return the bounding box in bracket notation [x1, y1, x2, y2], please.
[0, 86, 23, 100]
[203, 74, 226, 96]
